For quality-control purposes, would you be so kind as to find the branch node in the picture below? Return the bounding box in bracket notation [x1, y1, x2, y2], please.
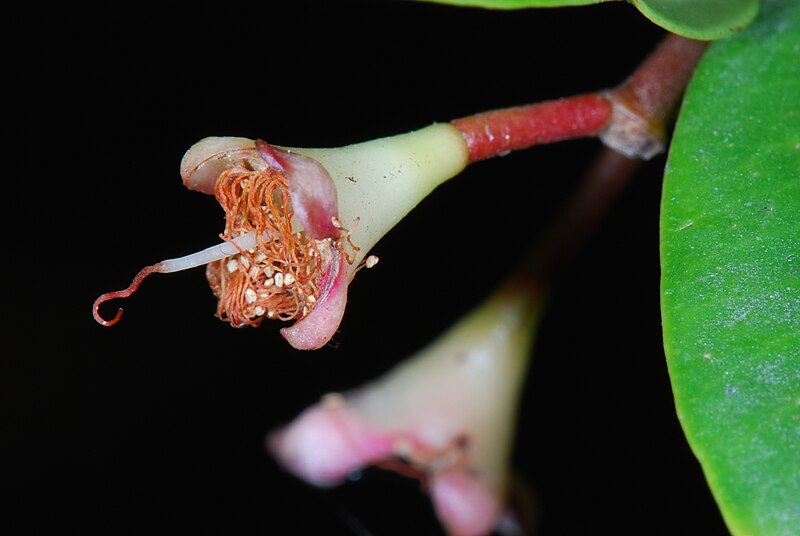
[598, 92, 665, 160]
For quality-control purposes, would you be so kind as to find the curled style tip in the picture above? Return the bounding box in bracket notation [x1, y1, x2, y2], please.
[92, 264, 162, 326]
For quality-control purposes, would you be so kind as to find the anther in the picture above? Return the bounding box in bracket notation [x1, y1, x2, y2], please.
[245, 288, 257, 304]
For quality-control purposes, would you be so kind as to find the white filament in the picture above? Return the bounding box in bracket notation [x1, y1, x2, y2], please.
[158, 232, 257, 273]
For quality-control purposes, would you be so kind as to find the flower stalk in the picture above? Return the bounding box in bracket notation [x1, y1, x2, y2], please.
[452, 34, 707, 162]
[451, 93, 612, 162]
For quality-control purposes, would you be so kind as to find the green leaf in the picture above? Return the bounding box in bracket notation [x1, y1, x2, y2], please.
[413, 0, 611, 9]
[633, 0, 759, 39]
[660, 2, 800, 535]
[417, 0, 758, 39]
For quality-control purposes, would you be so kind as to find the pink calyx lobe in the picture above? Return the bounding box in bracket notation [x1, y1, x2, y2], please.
[431, 471, 502, 536]
[255, 139, 351, 349]
[255, 140, 340, 240]
[267, 396, 394, 486]
[280, 249, 349, 350]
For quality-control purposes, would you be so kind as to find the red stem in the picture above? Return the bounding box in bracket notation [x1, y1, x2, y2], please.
[611, 35, 708, 137]
[452, 93, 611, 163]
[451, 35, 707, 163]
[600, 35, 707, 159]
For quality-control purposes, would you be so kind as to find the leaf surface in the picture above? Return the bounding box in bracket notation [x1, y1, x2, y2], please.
[633, 0, 758, 39]
[417, 0, 758, 39]
[661, 1, 800, 534]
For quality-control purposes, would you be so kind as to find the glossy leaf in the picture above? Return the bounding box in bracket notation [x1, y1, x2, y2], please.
[633, 0, 758, 40]
[417, 0, 758, 39]
[414, 0, 609, 8]
[660, 1, 800, 535]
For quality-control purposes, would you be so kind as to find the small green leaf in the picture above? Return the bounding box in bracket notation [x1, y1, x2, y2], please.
[633, 0, 759, 40]
[414, 0, 610, 9]
[417, 0, 757, 39]
[661, 1, 800, 535]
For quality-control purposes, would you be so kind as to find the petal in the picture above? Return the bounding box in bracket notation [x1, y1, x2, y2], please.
[180, 137, 256, 194]
[280, 252, 349, 350]
[430, 471, 503, 536]
[268, 397, 393, 487]
[270, 282, 539, 532]
[256, 140, 339, 240]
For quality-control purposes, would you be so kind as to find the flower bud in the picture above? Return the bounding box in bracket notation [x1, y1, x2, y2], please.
[269, 280, 540, 534]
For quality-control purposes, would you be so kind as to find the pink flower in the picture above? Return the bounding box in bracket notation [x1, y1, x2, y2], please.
[184, 138, 352, 350]
[93, 125, 469, 350]
[93, 137, 352, 350]
[269, 283, 540, 535]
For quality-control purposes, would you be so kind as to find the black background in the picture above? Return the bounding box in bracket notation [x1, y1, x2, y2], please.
[5, 1, 729, 534]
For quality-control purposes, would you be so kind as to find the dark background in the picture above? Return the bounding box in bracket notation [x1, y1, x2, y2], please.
[5, 1, 729, 534]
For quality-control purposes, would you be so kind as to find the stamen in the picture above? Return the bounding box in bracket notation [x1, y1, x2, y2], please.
[354, 254, 380, 275]
[206, 166, 327, 327]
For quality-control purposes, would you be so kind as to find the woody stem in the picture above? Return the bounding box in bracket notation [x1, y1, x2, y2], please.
[451, 34, 708, 163]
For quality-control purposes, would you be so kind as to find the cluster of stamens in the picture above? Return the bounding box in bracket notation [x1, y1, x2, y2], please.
[206, 165, 324, 327]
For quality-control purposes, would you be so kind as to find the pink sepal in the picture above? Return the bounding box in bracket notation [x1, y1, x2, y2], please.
[268, 401, 393, 487]
[180, 137, 258, 194]
[430, 471, 502, 536]
[281, 253, 348, 350]
[256, 140, 340, 240]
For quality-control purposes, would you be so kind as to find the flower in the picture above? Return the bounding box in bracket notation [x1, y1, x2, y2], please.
[268, 278, 541, 535]
[93, 124, 468, 349]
